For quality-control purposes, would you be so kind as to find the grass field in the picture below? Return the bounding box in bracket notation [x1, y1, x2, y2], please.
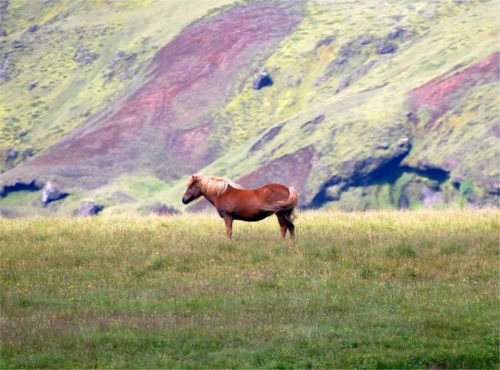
[1, 210, 498, 368]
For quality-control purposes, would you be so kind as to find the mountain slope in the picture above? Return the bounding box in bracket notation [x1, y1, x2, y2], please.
[0, 0, 498, 216]
[185, 0, 499, 211]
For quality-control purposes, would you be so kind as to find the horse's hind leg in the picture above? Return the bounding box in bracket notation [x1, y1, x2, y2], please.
[276, 213, 288, 240]
[280, 210, 295, 241]
[277, 210, 295, 240]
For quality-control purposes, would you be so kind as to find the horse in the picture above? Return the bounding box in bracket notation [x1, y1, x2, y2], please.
[182, 174, 298, 241]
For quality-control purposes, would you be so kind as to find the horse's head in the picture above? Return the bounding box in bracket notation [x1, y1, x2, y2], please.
[182, 174, 203, 204]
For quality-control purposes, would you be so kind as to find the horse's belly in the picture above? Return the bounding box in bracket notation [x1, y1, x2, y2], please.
[233, 211, 273, 222]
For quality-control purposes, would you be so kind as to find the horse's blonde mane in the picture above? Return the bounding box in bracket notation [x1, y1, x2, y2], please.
[188, 174, 242, 197]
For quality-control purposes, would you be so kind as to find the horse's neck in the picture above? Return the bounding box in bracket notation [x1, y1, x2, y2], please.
[202, 185, 235, 209]
[202, 192, 217, 207]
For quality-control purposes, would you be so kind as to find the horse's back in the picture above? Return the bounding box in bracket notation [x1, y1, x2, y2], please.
[259, 183, 292, 203]
[227, 184, 289, 205]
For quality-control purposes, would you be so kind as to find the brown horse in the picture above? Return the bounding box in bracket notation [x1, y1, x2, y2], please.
[182, 174, 298, 240]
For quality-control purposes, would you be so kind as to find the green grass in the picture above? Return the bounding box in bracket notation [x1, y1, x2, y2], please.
[1, 210, 498, 368]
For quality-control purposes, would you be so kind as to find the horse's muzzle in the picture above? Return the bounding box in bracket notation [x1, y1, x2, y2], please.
[182, 197, 189, 205]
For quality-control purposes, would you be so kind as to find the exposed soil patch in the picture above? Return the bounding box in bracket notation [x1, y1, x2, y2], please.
[165, 122, 214, 174]
[237, 146, 314, 191]
[410, 52, 499, 124]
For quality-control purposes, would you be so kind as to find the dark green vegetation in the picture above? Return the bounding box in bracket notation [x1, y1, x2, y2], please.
[1, 211, 498, 368]
[0, 1, 498, 216]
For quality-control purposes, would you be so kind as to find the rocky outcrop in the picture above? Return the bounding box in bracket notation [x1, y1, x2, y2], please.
[5, 149, 17, 168]
[77, 201, 103, 216]
[316, 28, 415, 87]
[0, 180, 41, 197]
[0, 53, 11, 82]
[300, 114, 325, 134]
[150, 202, 180, 216]
[378, 43, 396, 54]
[27, 24, 39, 33]
[0, 207, 15, 218]
[105, 49, 138, 82]
[308, 138, 413, 208]
[73, 46, 98, 66]
[42, 181, 68, 206]
[253, 71, 273, 90]
[0, 0, 8, 36]
[249, 124, 283, 153]
[315, 35, 336, 49]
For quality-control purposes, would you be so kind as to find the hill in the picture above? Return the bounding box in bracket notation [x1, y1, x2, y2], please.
[0, 0, 498, 216]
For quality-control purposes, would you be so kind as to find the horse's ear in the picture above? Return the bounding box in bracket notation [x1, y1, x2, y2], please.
[189, 174, 202, 184]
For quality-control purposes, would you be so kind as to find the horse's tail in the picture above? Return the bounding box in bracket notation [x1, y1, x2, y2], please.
[265, 186, 299, 214]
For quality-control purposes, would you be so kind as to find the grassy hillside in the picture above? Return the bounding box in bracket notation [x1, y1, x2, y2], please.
[0, 0, 498, 216]
[199, 0, 499, 207]
[1, 210, 498, 368]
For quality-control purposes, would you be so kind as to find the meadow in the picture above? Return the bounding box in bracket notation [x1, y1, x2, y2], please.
[0, 210, 498, 368]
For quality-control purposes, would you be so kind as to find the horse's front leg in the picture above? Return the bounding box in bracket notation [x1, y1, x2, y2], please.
[223, 215, 233, 241]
